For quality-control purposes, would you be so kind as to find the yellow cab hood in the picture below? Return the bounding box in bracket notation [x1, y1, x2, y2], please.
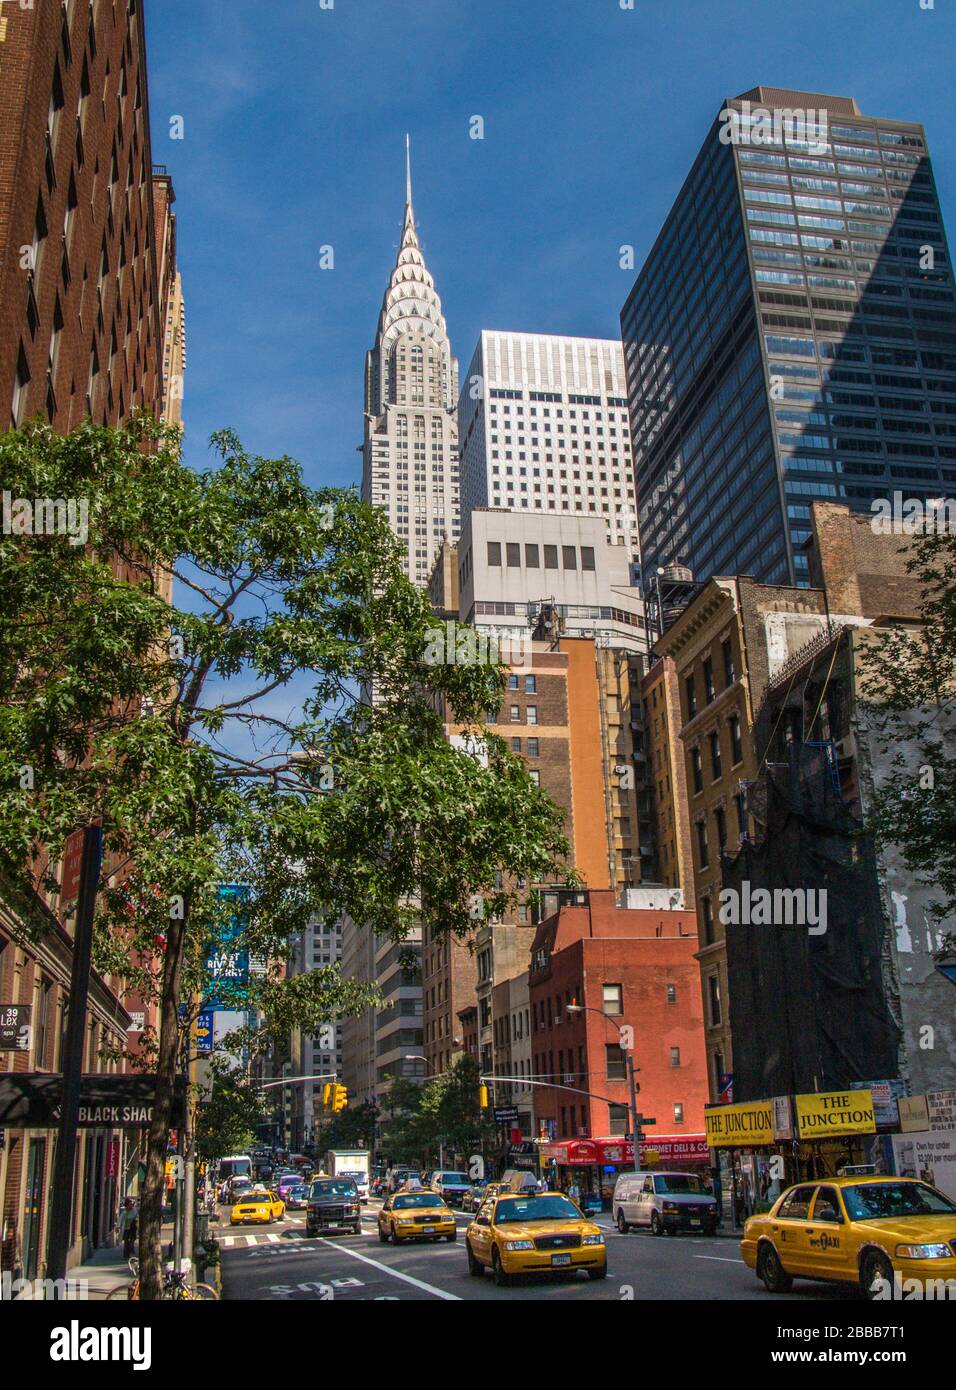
[855, 1214, 956, 1244]
[493, 1219, 601, 1241]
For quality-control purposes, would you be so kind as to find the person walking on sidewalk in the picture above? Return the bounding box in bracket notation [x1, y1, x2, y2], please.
[121, 1197, 138, 1258]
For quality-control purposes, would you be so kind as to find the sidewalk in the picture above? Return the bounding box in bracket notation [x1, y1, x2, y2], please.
[66, 1220, 177, 1300]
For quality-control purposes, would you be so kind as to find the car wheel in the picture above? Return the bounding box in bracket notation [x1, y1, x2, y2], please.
[616, 1209, 629, 1234]
[757, 1242, 793, 1294]
[352, 1224, 361, 1235]
[446, 1232, 457, 1242]
[466, 1240, 484, 1277]
[378, 1225, 388, 1243]
[861, 1250, 894, 1301]
[589, 1263, 608, 1281]
[650, 1211, 664, 1237]
[491, 1247, 512, 1288]
[391, 1225, 400, 1244]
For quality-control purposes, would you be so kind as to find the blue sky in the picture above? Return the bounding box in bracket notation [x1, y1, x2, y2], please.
[145, 0, 956, 491]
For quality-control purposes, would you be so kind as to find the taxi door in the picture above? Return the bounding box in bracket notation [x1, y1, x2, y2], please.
[469, 1196, 496, 1266]
[805, 1185, 852, 1281]
[769, 1184, 819, 1276]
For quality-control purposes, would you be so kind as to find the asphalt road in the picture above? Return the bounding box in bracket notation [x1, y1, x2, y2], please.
[218, 1201, 864, 1302]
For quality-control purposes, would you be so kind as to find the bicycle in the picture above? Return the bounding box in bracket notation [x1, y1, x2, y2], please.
[106, 1256, 219, 1301]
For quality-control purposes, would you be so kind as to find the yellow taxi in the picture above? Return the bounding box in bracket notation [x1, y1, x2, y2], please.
[742, 1175, 956, 1299]
[230, 1188, 286, 1226]
[378, 1190, 457, 1244]
[465, 1189, 606, 1285]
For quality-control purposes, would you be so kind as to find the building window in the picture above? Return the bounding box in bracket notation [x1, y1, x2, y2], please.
[602, 983, 623, 1015]
[670, 1047, 681, 1067]
[666, 983, 676, 1005]
[708, 975, 722, 1026]
[511, 737, 521, 753]
[525, 543, 539, 567]
[691, 746, 703, 794]
[562, 545, 576, 569]
[715, 806, 727, 852]
[696, 820, 709, 869]
[701, 895, 714, 946]
[709, 730, 722, 781]
[526, 705, 538, 725]
[730, 715, 743, 766]
[510, 705, 520, 722]
[527, 737, 539, 758]
[673, 1102, 685, 1124]
[529, 769, 540, 786]
[524, 674, 536, 694]
[544, 545, 558, 569]
[608, 1103, 629, 1136]
[581, 546, 595, 571]
[487, 541, 501, 566]
[722, 638, 735, 687]
[685, 674, 697, 720]
[606, 1044, 627, 1080]
[507, 542, 521, 567]
[703, 658, 715, 703]
[508, 673, 519, 689]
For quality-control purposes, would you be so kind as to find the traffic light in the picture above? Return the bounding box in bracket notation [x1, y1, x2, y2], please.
[478, 1084, 489, 1109]
[331, 1083, 348, 1113]
[321, 1082, 333, 1108]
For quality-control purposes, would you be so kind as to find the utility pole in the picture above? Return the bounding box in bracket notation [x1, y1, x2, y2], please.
[628, 1054, 643, 1175]
[47, 825, 102, 1289]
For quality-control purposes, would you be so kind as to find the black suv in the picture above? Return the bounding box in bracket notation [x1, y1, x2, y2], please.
[306, 1178, 362, 1236]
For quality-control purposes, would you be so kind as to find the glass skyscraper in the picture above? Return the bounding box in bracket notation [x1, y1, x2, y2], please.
[621, 87, 956, 587]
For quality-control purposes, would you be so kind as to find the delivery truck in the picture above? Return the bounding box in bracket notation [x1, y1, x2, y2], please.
[325, 1149, 371, 1201]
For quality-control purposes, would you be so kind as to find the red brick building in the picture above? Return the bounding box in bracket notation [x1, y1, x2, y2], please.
[528, 890, 709, 1153]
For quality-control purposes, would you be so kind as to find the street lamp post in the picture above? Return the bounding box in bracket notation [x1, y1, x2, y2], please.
[566, 1004, 645, 1174]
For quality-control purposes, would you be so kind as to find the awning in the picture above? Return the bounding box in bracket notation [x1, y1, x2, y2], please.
[540, 1135, 710, 1166]
[0, 1073, 186, 1129]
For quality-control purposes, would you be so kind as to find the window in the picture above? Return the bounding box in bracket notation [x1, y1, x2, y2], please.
[696, 820, 709, 868]
[562, 545, 576, 569]
[670, 1047, 681, 1067]
[730, 715, 743, 765]
[666, 983, 676, 1005]
[544, 544, 558, 569]
[703, 658, 715, 703]
[526, 705, 538, 725]
[709, 730, 722, 781]
[510, 705, 520, 722]
[685, 674, 697, 719]
[691, 746, 703, 794]
[603, 983, 623, 1015]
[527, 737, 539, 758]
[673, 1102, 685, 1124]
[778, 1186, 816, 1221]
[528, 769, 540, 786]
[608, 1104, 629, 1136]
[581, 546, 595, 571]
[606, 1044, 627, 1080]
[506, 542, 521, 567]
[708, 975, 721, 1026]
[524, 674, 536, 694]
[525, 543, 539, 567]
[715, 806, 727, 852]
[511, 737, 521, 753]
[487, 541, 501, 566]
[701, 895, 714, 945]
[508, 673, 519, 689]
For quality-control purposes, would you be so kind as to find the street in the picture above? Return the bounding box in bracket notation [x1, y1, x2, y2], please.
[219, 1201, 861, 1302]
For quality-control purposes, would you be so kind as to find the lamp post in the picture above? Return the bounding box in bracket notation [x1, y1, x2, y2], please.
[566, 1003, 644, 1174]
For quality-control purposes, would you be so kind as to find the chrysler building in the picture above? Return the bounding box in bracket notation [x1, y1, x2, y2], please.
[361, 137, 460, 586]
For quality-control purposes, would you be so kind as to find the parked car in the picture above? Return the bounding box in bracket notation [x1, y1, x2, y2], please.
[431, 1171, 472, 1207]
[613, 1171, 719, 1236]
[742, 1175, 956, 1298]
[305, 1177, 362, 1236]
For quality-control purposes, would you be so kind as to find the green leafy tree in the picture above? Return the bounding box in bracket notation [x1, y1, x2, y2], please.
[858, 522, 956, 922]
[194, 1059, 268, 1162]
[0, 419, 570, 1296]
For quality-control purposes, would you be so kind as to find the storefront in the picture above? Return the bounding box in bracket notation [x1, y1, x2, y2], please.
[539, 1135, 710, 1210]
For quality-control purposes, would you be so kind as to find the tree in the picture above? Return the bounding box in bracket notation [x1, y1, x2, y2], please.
[313, 1101, 379, 1155]
[858, 521, 956, 922]
[0, 419, 570, 1296]
[378, 1057, 495, 1168]
[194, 1060, 268, 1163]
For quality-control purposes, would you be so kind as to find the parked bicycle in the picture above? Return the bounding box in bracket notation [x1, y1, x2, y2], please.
[106, 1256, 219, 1301]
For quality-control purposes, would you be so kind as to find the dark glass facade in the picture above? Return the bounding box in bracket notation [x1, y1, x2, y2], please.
[622, 90, 956, 587]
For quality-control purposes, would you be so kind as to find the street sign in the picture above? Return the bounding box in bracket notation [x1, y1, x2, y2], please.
[195, 1007, 215, 1055]
[493, 1106, 519, 1123]
[0, 1004, 31, 1051]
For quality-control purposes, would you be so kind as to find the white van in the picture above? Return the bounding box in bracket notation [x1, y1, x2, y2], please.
[217, 1154, 253, 1198]
[613, 1170, 719, 1236]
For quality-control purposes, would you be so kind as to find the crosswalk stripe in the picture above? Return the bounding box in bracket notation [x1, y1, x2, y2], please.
[268, 1233, 281, 1243]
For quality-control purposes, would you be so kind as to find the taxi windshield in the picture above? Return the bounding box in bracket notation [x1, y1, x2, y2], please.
[843, 1182, 956, 1219]
[495, 1195, 580, 1223]
[310, 1180, 357, 1198]
[394, 1193, 443, 1209]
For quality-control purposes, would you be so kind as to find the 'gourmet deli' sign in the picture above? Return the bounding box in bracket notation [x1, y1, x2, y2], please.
[795, 1089, 876, 1139]
[704, 1101, 774, 1148]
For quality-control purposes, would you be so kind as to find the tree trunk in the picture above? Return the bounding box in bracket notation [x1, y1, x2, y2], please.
[137, 911, 188, 1299]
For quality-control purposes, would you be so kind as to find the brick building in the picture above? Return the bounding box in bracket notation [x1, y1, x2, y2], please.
[527, 889, 708, 1152]
[0, 0, 180, 1279]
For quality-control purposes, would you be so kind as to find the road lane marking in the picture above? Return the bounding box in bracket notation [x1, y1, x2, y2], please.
[244, 1234, 256, 1246]
[315, 1237, 462, 1300]
[694, 1255, 745, 1263]
[268, 1233, 281, 1243]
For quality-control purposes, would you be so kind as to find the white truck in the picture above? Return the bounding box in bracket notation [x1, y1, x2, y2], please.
[325, 1150, 371, 1202]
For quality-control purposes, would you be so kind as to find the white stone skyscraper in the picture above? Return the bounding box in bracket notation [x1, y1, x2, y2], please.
[361, 137, 460, 586]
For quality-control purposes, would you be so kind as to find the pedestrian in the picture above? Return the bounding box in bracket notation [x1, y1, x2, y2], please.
[568, 1179, 581, 1206]
[121, 1197, 138, 1258]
